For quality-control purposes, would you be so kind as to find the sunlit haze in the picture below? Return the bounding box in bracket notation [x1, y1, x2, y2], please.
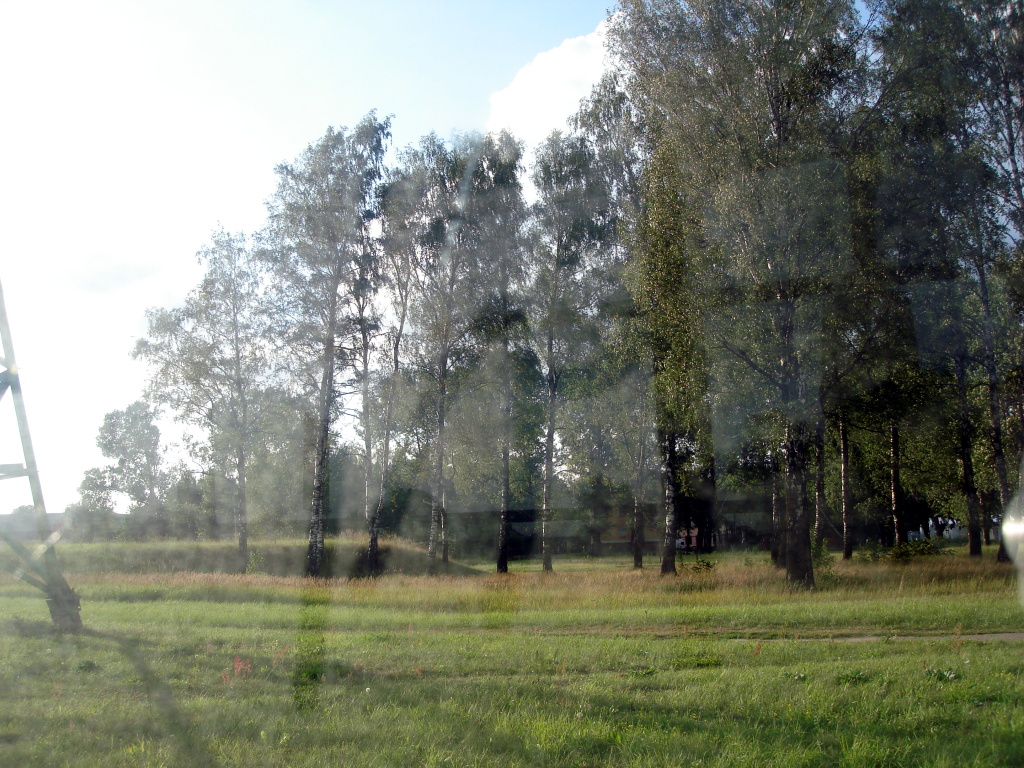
[0, 0, 612, 515]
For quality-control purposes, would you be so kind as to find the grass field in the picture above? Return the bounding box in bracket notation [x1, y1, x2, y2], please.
[1, 540, 1023, 766]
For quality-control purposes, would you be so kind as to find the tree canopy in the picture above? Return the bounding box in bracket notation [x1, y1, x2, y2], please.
[72, 0, 1022, 581]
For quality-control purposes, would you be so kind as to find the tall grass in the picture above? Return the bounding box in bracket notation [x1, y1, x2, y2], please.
[1, 543, 1019, 635]
[0, 535, 479, 578]
[0, 544, 1021, 766]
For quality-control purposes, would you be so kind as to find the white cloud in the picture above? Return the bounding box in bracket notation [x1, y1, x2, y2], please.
[486, 20, 609, 154]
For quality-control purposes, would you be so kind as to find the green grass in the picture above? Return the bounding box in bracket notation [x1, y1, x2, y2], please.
[1, 543, 1022, 766]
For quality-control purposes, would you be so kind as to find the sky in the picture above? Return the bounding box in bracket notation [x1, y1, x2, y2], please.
[0, 0, 615, 515]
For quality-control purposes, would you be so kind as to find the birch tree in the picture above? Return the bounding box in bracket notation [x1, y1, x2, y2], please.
[135, 229, 267, 570]
[531, 130, 611, 571]
[265, 113, 391, 577]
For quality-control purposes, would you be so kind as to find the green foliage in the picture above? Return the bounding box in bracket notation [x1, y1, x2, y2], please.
[244, 549, 265, 575]
[854, 540, 888, 563]
[691, 558, 715, 573]
[69, 0, 1021, 578]
[890, 539, 950, 562]
[810, 541, 845, 587]
[812, 540, 836, 571]
[923, 667, 963, 682]
[95, 401, 167, 512]
[836, 669, 871, 685]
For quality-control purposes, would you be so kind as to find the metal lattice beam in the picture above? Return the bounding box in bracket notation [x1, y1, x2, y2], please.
[0, 278, 81, 630]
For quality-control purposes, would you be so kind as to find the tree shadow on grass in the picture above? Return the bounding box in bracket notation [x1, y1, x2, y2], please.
[75, 626, 221, 767]
[4, 617, 220, 764]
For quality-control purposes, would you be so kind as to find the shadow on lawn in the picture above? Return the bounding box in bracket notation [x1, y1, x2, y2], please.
[77, 626, 223, 767]
[5, 617, 224, 765]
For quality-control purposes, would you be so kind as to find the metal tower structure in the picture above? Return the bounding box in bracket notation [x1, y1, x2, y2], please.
[0, 278, 81, 630]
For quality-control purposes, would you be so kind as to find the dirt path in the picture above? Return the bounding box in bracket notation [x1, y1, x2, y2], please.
[740, 632, 1024, 643]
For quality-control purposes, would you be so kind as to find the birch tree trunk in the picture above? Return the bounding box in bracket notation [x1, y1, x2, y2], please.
[659, 428, 680, 575]
[306, 292, 339, 578]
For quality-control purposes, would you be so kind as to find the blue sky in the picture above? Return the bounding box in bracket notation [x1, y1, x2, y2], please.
[0, 0, 614, 515]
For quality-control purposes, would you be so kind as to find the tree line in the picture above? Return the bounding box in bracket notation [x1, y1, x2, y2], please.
[65, 0, 1023, 586]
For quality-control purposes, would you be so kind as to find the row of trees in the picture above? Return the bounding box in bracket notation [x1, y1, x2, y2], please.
[67, 0, 1022, 586]
[613, 0, 1024, 584]
[73, 122, 646, 575]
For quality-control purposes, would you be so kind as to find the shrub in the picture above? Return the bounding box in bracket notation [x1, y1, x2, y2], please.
[811, 540, 835, 570]
[811, 540, 842, 587]
[245, 549, 266, 574]
[853, 540, 886, 563]
[890, 539, 949, 562]
[815, 569, 843, 589]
